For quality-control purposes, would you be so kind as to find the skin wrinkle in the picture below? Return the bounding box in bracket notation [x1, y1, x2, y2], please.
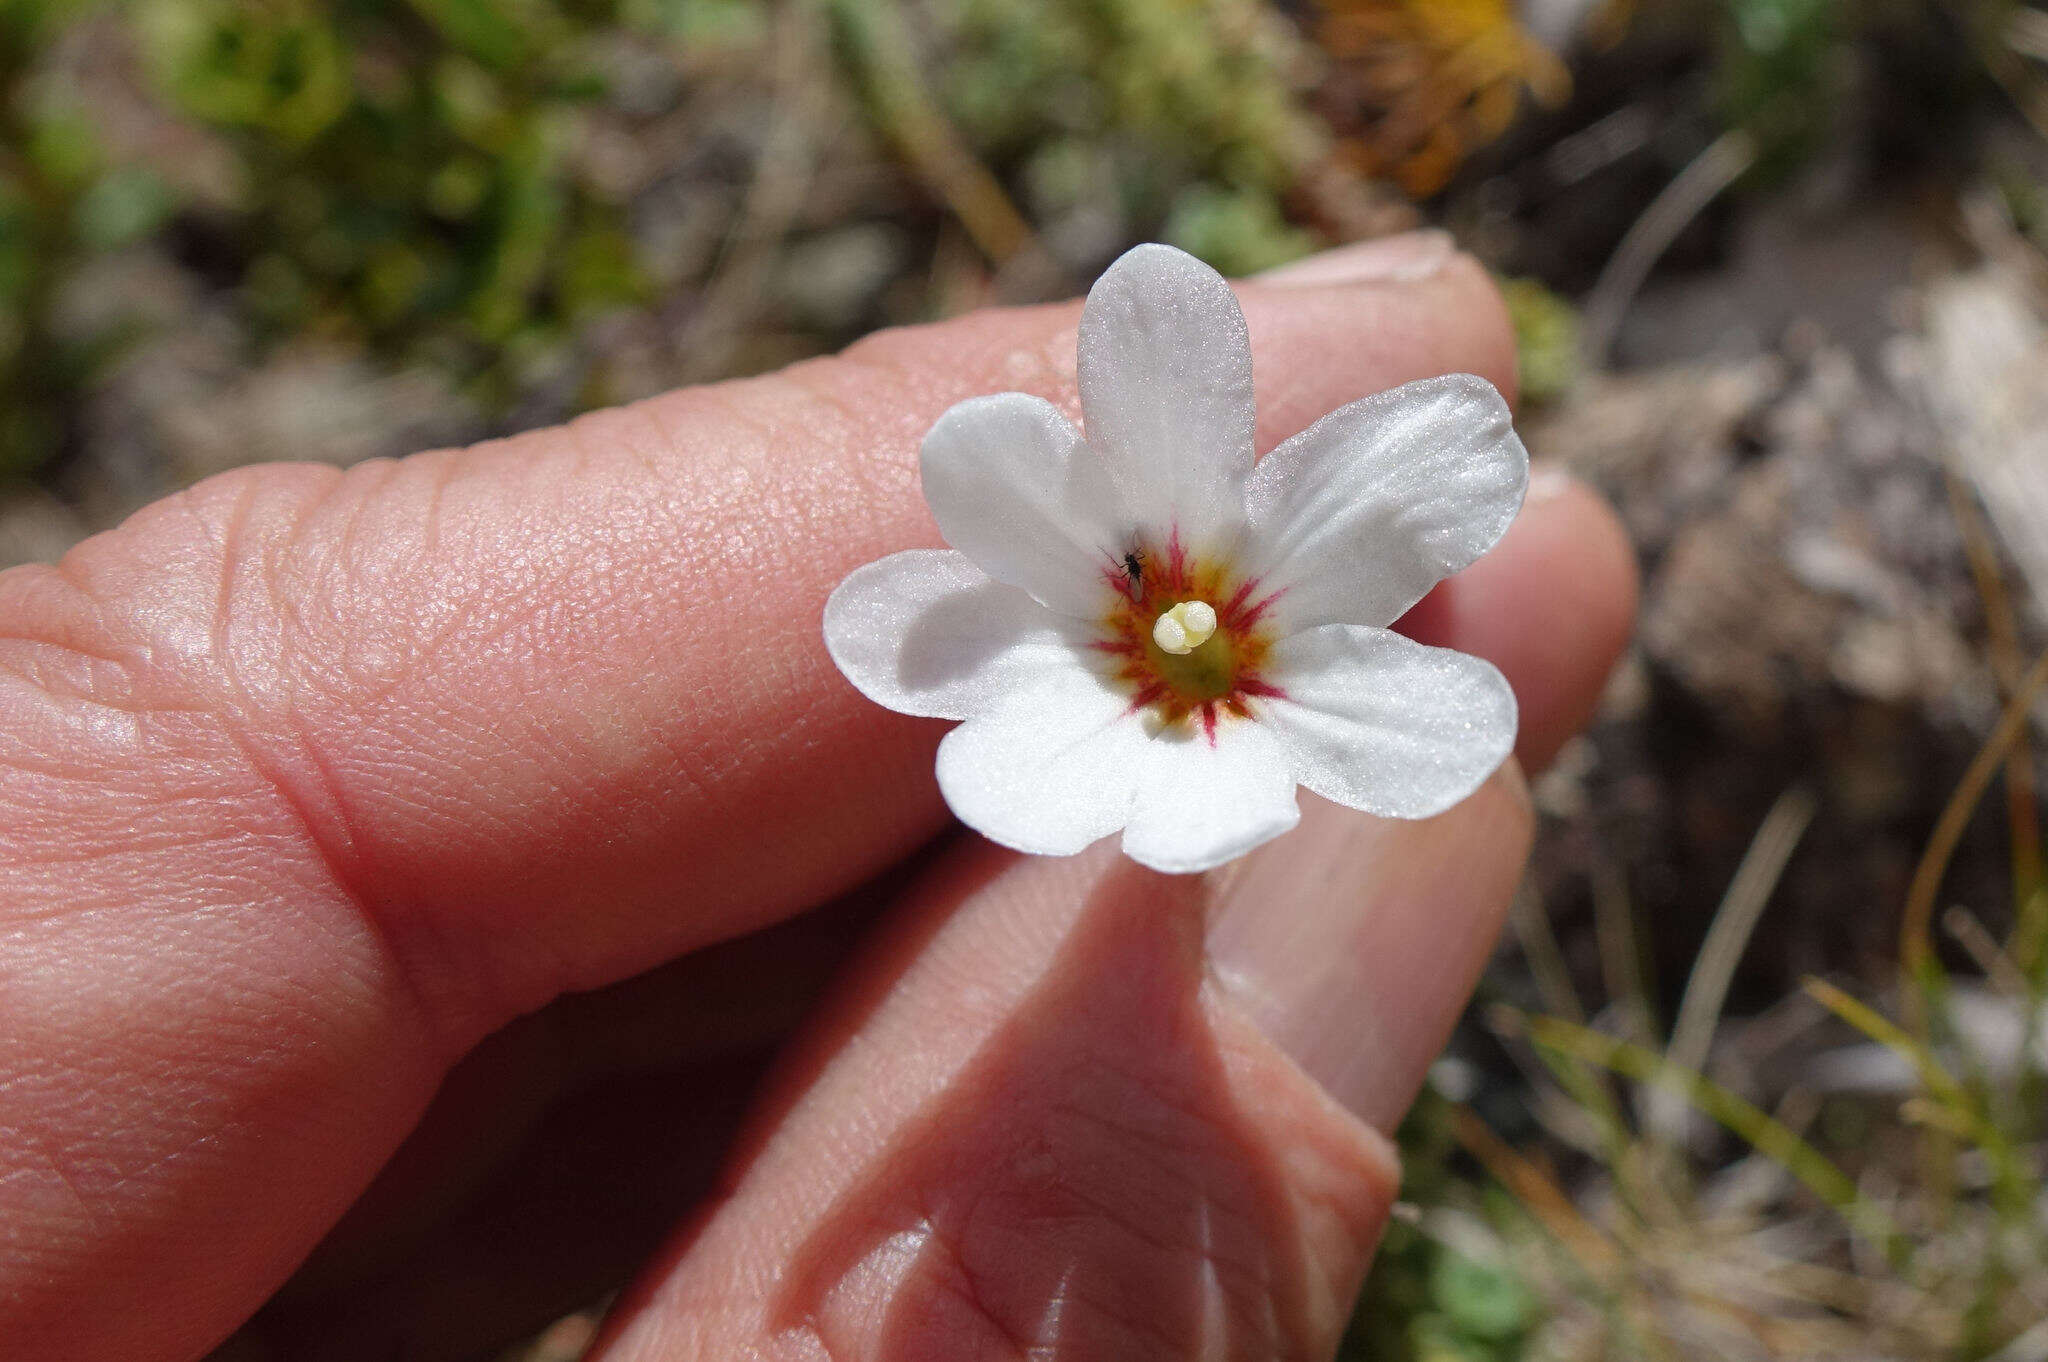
[906, 1167, 1269, 1362]
[271, 460, 441, 710]
[1011, 1160, 1265, 1304]
[1038, 1098, 1275, 1266]
[7, 909, 380, 1237]
[778, 355, 914, 454]
[9, 1118, 99, 1246]
[895, 1205, 1046, 1362]
[0, 614, 155, 696]
[0, 539, 166, 709]
[1042, 1089, 1313, 1348]
[269, 520, 390, 890]
[1210, 993, 1400, 1284]
[248, 453, 726, 1010]
[418, 442, 455, 563]
[0, 691, 154, 762]
[1059, 1264, 1254, 1362]
[262, 715, 381, 976]
[726, 860, 1341, 1362]
[0, 808, 297, 901]
[306, 460, 422, 691]
[605, 397, 689, 494]
[201, 471, 270, 720]
[692, 382, 796, 473]
[829, 334, 976, 439]
[132, 473, 460, 1042]
[1, 497, 467, 1358]
[19, 839, 359, 1026]
[72, 1114, 230, 1208]
[323, 458, 409, 620]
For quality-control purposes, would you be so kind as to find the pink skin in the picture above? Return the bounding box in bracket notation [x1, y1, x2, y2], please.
[0, 244, 1636, 1361]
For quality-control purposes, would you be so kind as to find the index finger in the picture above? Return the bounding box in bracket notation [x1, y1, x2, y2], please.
[2, 250, 1518, 1039]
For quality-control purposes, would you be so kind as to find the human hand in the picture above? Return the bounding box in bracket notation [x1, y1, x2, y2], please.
[0, 233, 1635, 1362]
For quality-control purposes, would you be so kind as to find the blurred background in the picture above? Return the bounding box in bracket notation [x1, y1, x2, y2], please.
[8, 1, 2048, 1358]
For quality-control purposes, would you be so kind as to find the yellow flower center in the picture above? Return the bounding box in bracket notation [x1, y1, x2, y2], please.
[1093, 537, 1285, 740]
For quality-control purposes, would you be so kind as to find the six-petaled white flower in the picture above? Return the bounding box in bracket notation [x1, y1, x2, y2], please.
[823, 243, 1528, 873]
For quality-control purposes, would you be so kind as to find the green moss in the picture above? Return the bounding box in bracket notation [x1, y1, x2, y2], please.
[1499, 276, 1580, 408]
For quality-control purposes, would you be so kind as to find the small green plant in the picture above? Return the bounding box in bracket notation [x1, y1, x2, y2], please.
[0, 0, 1331, 483]
[137, 0, 650, 365]
[1499, 277, 1579, 407]
[1718, 0, 1844, 179]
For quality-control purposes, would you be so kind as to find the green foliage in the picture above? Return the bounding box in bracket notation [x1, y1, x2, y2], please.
[0, 0, 667, 479]
[1383, 652, 2048, 1358]
[1341, 1092, 1543, 1362]
[137, 0, 646, 348]
[1499, 276, 1579, 407]
[1162, 182, 1316, 276]
[1716, 0, 1843, 179]
[0, 2, 104, 476]
[72, 166, 173, 250]
[0, 0, 1327, 481]
[929, 0, 1321, 270]
[139, 0, 353, 143]
[1427, 1250, 1535, 1345]
[622, 0, 766, 49]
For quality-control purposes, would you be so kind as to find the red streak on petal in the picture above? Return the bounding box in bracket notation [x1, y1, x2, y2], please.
[1232, 585, 1287, 633]
[1217, 577, 1260, 627]
[1236, 675, 1288, 701]
[1199, 702, 1218, 746]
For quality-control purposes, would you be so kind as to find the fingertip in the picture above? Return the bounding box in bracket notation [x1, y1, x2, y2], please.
[1237, 248, 1520, 447]
[1435, 249, 1522, 407]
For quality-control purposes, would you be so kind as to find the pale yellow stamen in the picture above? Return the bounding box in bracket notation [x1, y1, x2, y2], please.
[1151, 600, 1218, 655]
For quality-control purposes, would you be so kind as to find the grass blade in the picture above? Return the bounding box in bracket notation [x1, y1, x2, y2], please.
[1521, 1012, 1907, 1268]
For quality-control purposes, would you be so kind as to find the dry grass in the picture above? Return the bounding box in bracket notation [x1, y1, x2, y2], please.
[1389, 490, 2048, 1360]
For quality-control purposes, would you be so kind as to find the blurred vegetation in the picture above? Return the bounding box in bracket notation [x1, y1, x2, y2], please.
[0, 0, 1334, 483]
[0, 0, 2026, 481]
[1341, 633, 2048, 1360]
[1500, 276, 1579, 404]
[1311, 0, 1570, 196]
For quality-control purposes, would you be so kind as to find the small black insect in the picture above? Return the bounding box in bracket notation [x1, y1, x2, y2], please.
[1121, 547, 1147, 596]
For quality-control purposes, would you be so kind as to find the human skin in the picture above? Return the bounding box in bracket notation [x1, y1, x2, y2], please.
[0, 234, 1636, 1361]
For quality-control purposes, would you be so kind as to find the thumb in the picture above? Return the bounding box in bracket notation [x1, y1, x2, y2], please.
[587, 777, 1532, 1361]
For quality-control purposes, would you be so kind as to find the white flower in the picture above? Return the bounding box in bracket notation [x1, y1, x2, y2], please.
[823, 243, 1527, 874]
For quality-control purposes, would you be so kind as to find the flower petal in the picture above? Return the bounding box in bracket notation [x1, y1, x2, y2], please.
[1121, 721, 1301, 874]
[1259, 625, 1516, 819]
[823, 550, 1091, 720]
[1242, 373, 1528, 630]
[920, 393, 1124, 617]
[1078, 244, 1255, 549]
[935, 671, 1150, 856]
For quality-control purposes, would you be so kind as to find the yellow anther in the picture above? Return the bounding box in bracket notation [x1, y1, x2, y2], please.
[1152, 600, 1218, 655]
